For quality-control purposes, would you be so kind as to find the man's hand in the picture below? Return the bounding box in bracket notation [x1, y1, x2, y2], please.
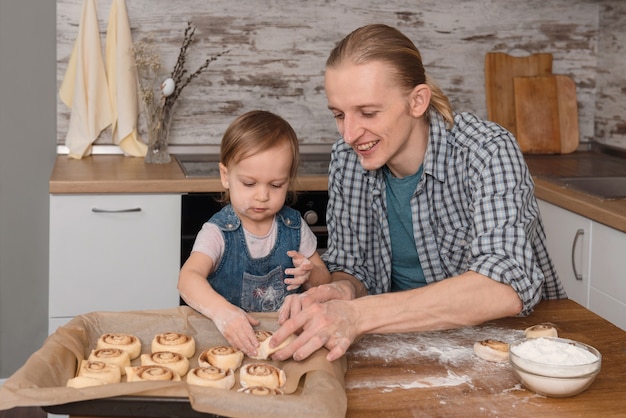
[278, 281, 355, 324]
[271, 299, 359, 362]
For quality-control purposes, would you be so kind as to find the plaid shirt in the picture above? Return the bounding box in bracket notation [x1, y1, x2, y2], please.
[322, 111, 566, 315]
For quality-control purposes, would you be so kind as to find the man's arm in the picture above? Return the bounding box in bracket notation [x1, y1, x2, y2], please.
[272, 271, 522, 361]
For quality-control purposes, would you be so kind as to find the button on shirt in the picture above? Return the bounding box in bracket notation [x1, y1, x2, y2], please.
[322, 111, 566, 315]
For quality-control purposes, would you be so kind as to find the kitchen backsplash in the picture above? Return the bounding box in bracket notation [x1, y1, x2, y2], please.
[56, 0, 626, 151]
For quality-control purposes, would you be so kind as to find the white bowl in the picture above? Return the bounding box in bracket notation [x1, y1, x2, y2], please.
[509, 337, 601, 397]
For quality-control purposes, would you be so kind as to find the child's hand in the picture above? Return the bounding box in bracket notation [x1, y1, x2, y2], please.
[284, 250, 314, 291]
[212, 305, 260, 357]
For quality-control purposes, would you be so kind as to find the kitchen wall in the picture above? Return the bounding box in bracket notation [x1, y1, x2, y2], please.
[56, 0, 626, 150]
[0, 0, 623, 381]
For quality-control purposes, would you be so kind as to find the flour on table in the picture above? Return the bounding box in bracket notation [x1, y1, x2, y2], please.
[347, 325, 525, 391]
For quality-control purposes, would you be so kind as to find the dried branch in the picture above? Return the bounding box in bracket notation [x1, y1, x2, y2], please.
[132, 21, 230, 146]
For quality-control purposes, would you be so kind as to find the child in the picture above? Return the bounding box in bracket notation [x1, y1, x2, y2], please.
[178, 110, 331, 357]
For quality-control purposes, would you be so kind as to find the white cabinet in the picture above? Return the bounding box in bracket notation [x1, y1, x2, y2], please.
[537, 200, 591, 307]
[49, 194, 181, 334]
[538, 199, 626, 331]
[588, 222, 626, 331]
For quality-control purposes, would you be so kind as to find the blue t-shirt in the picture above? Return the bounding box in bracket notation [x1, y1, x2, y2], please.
[383, 164, 426, 291]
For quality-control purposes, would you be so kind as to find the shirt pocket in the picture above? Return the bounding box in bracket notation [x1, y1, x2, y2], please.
[240, 266, 286, 312]
[437, 225, 472, 277]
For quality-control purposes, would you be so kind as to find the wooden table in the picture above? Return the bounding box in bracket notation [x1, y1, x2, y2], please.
[42, 299, 625, 418]
[345, 299, 626, 417]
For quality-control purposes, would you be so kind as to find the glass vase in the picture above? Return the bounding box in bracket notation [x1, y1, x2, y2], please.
[144, 101, 175, 164]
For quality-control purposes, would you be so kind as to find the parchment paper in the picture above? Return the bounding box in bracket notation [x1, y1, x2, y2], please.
[0, 307, 347, 418]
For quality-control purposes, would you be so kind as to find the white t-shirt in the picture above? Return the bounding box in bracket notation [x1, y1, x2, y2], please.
[191, 215, 318, 275]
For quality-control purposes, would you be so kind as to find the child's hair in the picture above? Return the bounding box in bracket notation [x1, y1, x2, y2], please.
[220, 110, 300, 204]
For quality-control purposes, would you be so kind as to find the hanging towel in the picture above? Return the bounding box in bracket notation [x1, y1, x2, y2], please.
[106, 0, 147, 157]
[59, 0, 113, 159]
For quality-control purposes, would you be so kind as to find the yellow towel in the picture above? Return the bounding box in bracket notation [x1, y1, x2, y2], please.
[106, 0, 147, 157]
[59, 0, 113, 159]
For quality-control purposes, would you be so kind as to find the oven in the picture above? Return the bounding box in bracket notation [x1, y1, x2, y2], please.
[180, 190, 329, 267]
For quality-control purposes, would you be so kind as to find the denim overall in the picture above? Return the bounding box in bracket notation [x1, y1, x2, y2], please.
[206, 204, 301, 312]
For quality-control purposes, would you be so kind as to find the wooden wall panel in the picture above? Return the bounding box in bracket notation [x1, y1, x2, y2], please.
[56, 0, 625, 151]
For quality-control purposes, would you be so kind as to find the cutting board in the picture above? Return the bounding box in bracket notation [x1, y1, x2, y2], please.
[484, 52, 553, 137]
[555, 75, 580, 154]
[513, 74, 579, 154]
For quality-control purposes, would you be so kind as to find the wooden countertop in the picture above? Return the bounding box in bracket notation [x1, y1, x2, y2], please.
[48, 154, 329, 194]
[345, 298, 626, 417]
[44, 299, 626, 418]
[524, 151, 626, 232]
[49, 151, 626, 231]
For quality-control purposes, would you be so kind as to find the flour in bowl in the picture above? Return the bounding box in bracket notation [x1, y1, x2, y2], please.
[511, 338, 598, 365]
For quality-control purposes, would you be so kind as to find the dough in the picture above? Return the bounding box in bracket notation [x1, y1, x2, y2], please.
[248, 330, 297, 360]
[473, 339, 510, 363]
[239, 363, 286, 389]
[151, 332, 196, 358]
[238, 386, 284, 395]
[66, 376, 108, 388]
[198, 346, 244, 370]
[97, 333, 142, 359]
[76, 359, 122, 384]
[186, 366, 235, 389]
[88, 348, 131, 375]
[126, 365, 181, 382]
[524, 323, 558, 338]
[141, 351, 190, 377]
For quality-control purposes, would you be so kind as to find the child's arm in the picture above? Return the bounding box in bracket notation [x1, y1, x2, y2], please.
[178, 252, 260, 356]
[285, 250, 331, 291]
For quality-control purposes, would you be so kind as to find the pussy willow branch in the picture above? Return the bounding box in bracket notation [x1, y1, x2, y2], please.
[133, 21, 229, 136]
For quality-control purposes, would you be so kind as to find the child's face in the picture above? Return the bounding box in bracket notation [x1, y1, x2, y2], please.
[219, 141, 292, 234]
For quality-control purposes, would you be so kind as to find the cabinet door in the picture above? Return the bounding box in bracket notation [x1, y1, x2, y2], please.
[49, 194, 181, 319]
[589, 222, 626, 331]
[537, 200, 591, 306]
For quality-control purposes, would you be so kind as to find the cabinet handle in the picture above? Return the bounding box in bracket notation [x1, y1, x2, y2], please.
[571, 228, 584, 281]
[91, 207, 142, 213]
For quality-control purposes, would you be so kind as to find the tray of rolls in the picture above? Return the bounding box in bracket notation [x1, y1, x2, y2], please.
[0, 307, 347, 418]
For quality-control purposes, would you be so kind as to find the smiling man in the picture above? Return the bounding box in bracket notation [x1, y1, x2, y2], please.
[271, 24, 566, 362]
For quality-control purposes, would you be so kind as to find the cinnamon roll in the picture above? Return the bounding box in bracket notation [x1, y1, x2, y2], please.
[141, 351, 190, 377]
[125, 365, 181, 382]
[524, 323, 558, 338]
[151, 332, 195, 358]
[97, 333, 142, 359]
[66, 376, 108, 388]
[239, 363, 286, 389]
[88, 348, 131, 375]
[76, 359, 122, 384]
[186, 366, 235, 389]
[198, 346, 244, 370]
[249, 330, 297, 360]
[238, 386, 284, 395]
[473, 339, 510, 363]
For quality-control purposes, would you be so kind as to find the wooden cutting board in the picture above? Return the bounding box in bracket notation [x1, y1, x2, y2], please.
[513, 74, 579, 154]
[484, 52, 553, 137]
[555, 75, 580, 154]
[513, 75, 561, 154]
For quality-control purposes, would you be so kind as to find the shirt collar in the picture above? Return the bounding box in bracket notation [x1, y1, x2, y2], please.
[423, 110, 452, 183]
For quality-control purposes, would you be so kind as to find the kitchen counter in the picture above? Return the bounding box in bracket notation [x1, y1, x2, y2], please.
[41, 299, 626, 417]
[48, 154, 329, 193]
[524, 149, 626, 232]
[344, 298, 626, 417]
[49, 150, 626, 231]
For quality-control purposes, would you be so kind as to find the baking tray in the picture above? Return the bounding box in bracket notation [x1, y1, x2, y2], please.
[0, 307, 347, 418]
